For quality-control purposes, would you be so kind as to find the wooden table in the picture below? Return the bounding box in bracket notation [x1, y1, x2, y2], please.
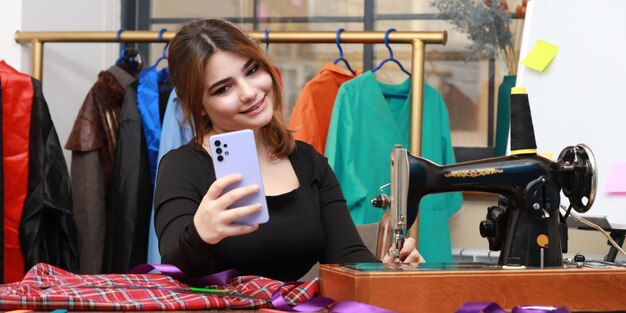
[319, 263, 626, 312]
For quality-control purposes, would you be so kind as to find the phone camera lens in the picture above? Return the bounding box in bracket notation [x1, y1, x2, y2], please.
[225, 151, 229, 156]
[217, 155, 224, 162]
[214, 140, 221, 147]
[216, 148, 222, 154]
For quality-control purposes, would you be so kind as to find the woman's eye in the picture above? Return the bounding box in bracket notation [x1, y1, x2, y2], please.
[246, 64, 259, 76]
[213, 85, 231, 95]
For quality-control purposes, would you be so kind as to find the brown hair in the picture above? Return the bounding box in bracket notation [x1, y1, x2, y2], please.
[168, 18, 295, 158]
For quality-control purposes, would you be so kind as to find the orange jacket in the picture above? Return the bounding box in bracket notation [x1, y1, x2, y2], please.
[289, 63, 361, 154]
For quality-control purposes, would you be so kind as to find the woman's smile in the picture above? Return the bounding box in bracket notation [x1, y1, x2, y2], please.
[240, 94, 267, 115]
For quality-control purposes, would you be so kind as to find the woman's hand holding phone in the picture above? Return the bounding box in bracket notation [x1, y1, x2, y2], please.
[193, 173, 263, 245]
[193, 129, 269, 245]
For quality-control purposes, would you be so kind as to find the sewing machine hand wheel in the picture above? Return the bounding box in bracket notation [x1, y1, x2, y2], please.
[557, 143, 597, 213]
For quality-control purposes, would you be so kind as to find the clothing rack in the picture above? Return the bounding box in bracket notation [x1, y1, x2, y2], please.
[14, 30, 446, 156]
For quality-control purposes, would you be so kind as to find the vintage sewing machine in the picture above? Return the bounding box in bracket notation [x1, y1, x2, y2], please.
[371, 88, 598, 267]
[319, 89, 626, 312]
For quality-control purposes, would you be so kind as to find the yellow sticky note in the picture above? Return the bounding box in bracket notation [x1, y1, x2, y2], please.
[521, 40, 560, 72]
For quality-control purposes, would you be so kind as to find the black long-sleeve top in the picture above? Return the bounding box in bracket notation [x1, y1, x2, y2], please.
[154, 140, 379, 281]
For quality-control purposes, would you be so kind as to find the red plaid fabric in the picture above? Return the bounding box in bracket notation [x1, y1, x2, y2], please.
[0, 263, 318, 311]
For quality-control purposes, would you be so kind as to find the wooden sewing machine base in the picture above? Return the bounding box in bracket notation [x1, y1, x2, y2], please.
[319, 262, 626, 312]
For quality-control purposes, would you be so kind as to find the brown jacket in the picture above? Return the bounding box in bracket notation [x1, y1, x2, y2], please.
[65, 66, 134, 274]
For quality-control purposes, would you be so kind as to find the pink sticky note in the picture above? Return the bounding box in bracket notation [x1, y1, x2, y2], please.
[604, 162, 626, 194]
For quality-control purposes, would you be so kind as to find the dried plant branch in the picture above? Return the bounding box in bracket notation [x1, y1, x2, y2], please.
[432, 0, 518, 75]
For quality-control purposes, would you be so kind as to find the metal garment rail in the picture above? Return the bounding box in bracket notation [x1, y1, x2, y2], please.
[14, 29, 446, 156]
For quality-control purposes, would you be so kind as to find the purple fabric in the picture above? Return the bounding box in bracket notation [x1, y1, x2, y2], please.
[128, 263, 238, 286]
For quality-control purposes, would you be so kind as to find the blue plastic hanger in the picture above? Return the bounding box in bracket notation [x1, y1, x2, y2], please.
[115, 29, 142, 72]
[154, 28, 169, 68]
[264, 28, 270, 55]
[372, 28, 411, 76]
[372, 28, 410, 99]
[115, 29, 128, 66]
[333, 28, 356, 75]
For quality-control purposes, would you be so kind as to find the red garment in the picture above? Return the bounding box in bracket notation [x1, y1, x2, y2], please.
[0, 61, 33, 283]
[0, 263, 319, 311]
[288, 63, 361, 154]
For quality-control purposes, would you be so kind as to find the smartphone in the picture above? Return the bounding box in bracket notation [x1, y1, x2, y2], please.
[209, 129, 269, 225]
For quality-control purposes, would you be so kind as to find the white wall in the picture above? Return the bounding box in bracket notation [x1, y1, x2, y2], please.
[3, 0, 121, 167]
[1, 1, 24, 67]
[517, 0, 626, 231]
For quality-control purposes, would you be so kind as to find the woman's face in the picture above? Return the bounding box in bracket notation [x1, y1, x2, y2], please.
[202, 50, 274, 135]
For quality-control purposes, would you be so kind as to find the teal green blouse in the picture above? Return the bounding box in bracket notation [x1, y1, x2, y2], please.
[325, 71, 462, 262]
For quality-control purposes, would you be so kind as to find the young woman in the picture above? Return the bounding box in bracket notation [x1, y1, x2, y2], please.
[154, 18, 423, 282]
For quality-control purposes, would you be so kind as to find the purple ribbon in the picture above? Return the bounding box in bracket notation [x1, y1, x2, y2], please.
[128, 263, 238, 287]
[456, 302, 507, 313]
[456, 302, 570, 313]
[270, 281, 334, 311]
[330, 301, 398, 313]
[270, 281, 396, 313]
